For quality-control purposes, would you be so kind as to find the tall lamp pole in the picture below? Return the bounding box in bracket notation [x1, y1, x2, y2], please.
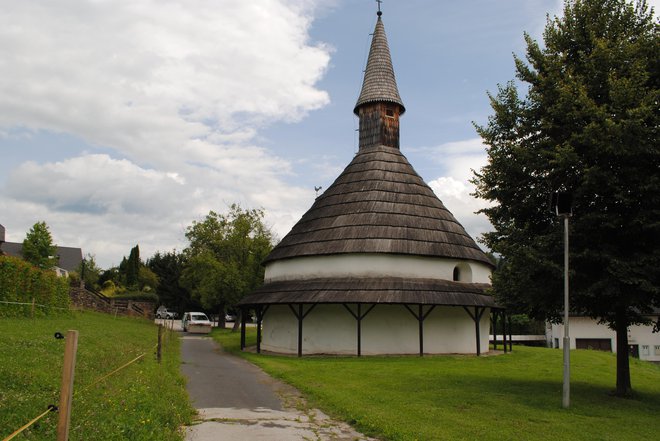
[552, 192, 572, 408]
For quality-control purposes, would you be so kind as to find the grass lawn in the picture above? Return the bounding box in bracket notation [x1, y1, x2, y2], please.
[0, 311, 195, 440]
[213, 328, 660, 441]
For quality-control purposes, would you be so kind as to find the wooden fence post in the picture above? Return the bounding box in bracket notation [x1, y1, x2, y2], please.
[157, 324, 163, 363]
[31, 298, 35, 318]
[57, 330, 79, 441]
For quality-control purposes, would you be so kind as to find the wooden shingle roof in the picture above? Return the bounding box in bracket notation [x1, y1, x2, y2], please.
[265, 145, 493, 267]
[240, 277, 498, 307]
[354, 15, 405, 115]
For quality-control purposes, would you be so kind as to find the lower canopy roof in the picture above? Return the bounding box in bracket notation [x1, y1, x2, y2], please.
[239, 277, 500, 309]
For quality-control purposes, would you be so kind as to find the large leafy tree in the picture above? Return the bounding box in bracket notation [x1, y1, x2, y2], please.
[473, 0, 659, 396]
[79, 253, 102, 290]
[22, 221, 58, 270]
[181, 204, 274, 328]
[147, 250, 200, 314]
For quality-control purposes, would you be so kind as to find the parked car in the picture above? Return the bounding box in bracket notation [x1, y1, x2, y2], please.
[182, 312, 212, 334]
[155, 306, 178, 319]
[224, 313, 236, 322]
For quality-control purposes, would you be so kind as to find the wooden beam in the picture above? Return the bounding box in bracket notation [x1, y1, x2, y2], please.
[240, 307, 246, 350]
[256, 306, 262, 354]
[492, 311, 498, 351]
[344, 304, 377, 357]
[475, 307, 486, 356]
[502, 311, 507, 354]
[418, 304, 424, 357]
[508, 314, 513, 352]
[297, 304, 303, 357]
[57, 330, 78, 441]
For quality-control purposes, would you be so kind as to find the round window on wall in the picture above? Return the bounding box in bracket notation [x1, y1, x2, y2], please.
[452, 263, 472, 282]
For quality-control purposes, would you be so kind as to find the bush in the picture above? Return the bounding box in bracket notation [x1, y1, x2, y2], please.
[113, 291, 159, 302]
[0, 255, 70, 317]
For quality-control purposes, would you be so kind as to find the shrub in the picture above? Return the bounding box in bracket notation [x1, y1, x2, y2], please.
[113, 291, 159, 302]
[0, 255, 70, 317]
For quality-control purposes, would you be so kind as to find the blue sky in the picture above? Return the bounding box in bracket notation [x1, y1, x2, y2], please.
[1, 0, 654, 268]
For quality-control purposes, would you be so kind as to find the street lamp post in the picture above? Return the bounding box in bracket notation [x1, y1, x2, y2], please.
[552, 192, 572, 409]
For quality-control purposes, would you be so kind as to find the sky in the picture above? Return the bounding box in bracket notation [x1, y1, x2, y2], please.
[1, 0, 656, 268]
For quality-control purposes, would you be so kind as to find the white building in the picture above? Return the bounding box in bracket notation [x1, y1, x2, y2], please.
[547, 314, 660, 363]
[239, 11, 501, 356]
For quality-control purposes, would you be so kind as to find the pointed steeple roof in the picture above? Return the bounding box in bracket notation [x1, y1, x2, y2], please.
[354, 13, 405, 115]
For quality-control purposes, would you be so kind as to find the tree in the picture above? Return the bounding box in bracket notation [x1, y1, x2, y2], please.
[148, 250, 200, 314]
[473, 0, 659, 396]
[181, 204, 274, 329]
[125, 245, 140, 288]
[79, 253, 102, 290]
[137, 266, 159, 292]
[22, 221, 58, 270]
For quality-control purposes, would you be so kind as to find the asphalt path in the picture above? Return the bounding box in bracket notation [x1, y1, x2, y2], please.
[179, 333, 377, 441]
[180, 335, 282, 410]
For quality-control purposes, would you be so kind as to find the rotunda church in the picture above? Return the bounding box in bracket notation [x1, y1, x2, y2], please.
[239, 11, 500, 356]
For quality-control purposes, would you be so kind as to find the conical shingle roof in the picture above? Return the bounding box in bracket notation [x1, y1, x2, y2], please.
[354, 15, 405, 115]
[264, 145, 493, 266]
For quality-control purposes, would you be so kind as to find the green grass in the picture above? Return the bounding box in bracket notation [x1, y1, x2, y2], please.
[0, 311, 195, 440]
[213, 328, 660, 441]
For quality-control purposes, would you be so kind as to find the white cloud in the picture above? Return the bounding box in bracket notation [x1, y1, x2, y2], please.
[422, 138, 494, 247]
[0, 0, 332, 267]
[0, 0, 331, 166]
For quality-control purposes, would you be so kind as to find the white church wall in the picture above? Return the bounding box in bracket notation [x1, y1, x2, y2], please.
[260, 304, 491, 355]
[265, 254, 492, 284]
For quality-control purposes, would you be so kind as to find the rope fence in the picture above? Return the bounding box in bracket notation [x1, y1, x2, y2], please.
[0, 300, 69, 310]
[3, 406, 57, 441]
[1, 326, 166, 441]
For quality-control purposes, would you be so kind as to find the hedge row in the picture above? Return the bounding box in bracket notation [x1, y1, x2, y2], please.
[0, 255, 70, 317]
[112, 291, 159, 302]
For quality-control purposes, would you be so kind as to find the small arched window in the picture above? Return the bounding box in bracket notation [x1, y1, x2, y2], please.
[452, 263, 472, 282]
[385, 107, 395, 117]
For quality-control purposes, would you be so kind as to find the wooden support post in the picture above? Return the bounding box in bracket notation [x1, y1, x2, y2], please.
[508, 314, 513, 352]
[343, 303, 376, 357]
[418, 304, 424, 357]
[240, 307, 246, 350]
[31, 298, 35, 318]
[475, 307, 482, 356]
[502, 311, 508, 354]
[297, 304, 303, 357]
[256, 307, 262, 354]
[157, 324, 163, 363]
[492, 311, 498, 350]
[357, 304, 362, 357]
[57, 330, 79, 441]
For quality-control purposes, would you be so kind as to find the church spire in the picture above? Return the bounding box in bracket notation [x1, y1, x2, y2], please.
[354, 10, 405, 150]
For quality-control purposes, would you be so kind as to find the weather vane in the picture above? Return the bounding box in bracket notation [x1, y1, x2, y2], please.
[376, 0, 383, 15]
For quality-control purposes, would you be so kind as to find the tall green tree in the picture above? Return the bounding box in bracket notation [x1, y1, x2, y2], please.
[125, 245, 140, 287]
[22, 221, 58, 270]
[79, 253, 102, 290]
[473, 0, 659, 396]
[148, 250, 200, 314]
[181, 204, 274, 328]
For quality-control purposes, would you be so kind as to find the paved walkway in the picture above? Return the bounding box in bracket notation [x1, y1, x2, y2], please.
[181, 334, 377, 440]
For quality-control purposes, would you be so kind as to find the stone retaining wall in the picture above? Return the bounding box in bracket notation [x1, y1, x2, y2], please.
[70, 287, 155, 320]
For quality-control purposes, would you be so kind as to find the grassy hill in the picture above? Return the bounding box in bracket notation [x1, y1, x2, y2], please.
[0, 311, 194, 440]
[214, 329, 660, 441]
